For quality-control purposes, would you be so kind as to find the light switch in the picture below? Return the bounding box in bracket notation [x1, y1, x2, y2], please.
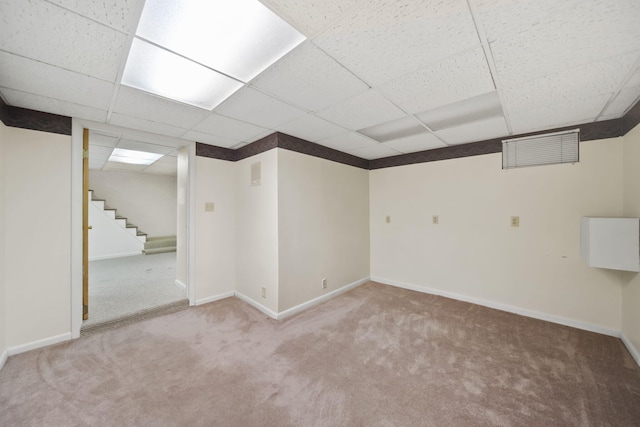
[432, 215, 439, 224]
[511, 216, 519, 227]
[204, 202, 215, 212]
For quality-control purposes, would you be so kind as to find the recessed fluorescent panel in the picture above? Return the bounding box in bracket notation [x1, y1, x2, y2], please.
[108, 148, 163, 166]
[359, 116, 429, 143]
[121, 0, 306, 109]
[122, 39, 244, 110]
[416, 91, 504, 131]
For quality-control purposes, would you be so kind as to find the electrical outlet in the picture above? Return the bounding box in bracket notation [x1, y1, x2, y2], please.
[322, 278, 327, 289]
[432, 215, 439, 224]
[511, 216, 520, 227]
[204, 202, 215, 212]
[261, 287, 266, 298]
[386, 215, 391, 223]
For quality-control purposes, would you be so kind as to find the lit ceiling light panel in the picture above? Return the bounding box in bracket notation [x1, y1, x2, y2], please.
[122, 39, 244, 110]
[121, 0, 306, 109]
[108, 148, 163, 165]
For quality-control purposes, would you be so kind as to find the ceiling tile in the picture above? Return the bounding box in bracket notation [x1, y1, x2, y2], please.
[509, 94, 612, 134]
[109, 113, 189, 138]
[378, 48, 494, 114]
[113, 86, 212, 129]
[501, 53, 638, 114]
[0, 87, 108, 122]
[89, 132, 119, 147]
[45, 0, 144, 33]
[116, 139, 176, 155]
[251, 41, 368, 112]
[315, 0, 479, 86]
[152, 156, 178, 167]
[277, 114, 347, 142]
[0, 51, 115, 110]
[345, 143, 401, 160]
[142, 164, 177, 175]
[0, 0, 127, 81]
[181, 131, 241, 149]
[214, 87, 307, 129]
[315, 90, 406, 131]
[435, 116, 509, 145]
[626, 67, 640, 89]
[89, 145, 113, 157]
[475, 0, 640, 86]
[382, 132, 446, 153]
[316, 132, 379, 152]
[600, 86, 640, 119]
[193, 113, 268, 142]
[258, 0, 361, 37]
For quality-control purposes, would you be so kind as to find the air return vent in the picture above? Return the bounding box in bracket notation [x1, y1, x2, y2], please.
[502, 129, 579, 169]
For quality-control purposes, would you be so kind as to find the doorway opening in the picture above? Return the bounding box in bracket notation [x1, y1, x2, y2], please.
[73, 123, 194, 336]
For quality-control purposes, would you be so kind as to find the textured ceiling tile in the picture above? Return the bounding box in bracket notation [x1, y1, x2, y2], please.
[600, 86, 640, 119]
[315, 90, 406, 130]
[0, 0, 127, 81]
[378, 48, 494, 114]
[214, 87, 307, 129]
[113, 86, 211, 129]
[316, 132, 379, 151]
[501, 53, 638, 114]
[89, 145, 113, 157]
[0, 87, 108, 122]
[109, 113, 188, 138]
[0, 52, 115, 110]
[346, 143, 401, 160]
[382, 132, 446, 153]
[193, 114, 268, 142]
[181, 130, 240, 148]
[435, 116, 509, 145]
[475, 0, 640, 86]
[45, 0, 144, 33]
[250, 42, 368, 112]
[625, 67, 640, 89]
[117, 139, 176, 155]
[258, 0, 362, 37]
[315, 0, 479, 85]
[89, 132, 119, 147]
[277, 114, 347, 142]
[508, 94, 611, 134]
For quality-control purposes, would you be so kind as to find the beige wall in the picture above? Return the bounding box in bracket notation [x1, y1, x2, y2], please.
[4, 125, 71, 347]
[622, 123, 640, 359]
[278, 149, 370, 311]
[235, 149, 279, 313]
[370, 138, 624, 332]
[90, 170, 177, 237]
[0, 121, 6, 357]
[194, 156, 236, 302]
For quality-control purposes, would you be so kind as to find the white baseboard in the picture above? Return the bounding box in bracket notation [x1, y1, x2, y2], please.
[7, 333, 72, 357]
[0, 348, 8, 372]
[278, 277, 370, 320]
[234, 291, 278, 319]
[621, 333, 640, 367]
[175, 279, 187, 290]
[195, 291, 234, 306]
[372, 276, 620, 338]
[89, 251, 142, 261]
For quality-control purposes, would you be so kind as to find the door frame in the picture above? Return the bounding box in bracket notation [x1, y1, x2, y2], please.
[70, 118, 197, 338]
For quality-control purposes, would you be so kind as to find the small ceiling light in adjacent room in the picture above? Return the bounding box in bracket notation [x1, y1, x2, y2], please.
[121, 0, 306, 109]
[108, 148, 163, 166]
[416, 91, 504, 131]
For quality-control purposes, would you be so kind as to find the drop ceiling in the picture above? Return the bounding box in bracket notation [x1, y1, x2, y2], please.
[1, 0, 639, 162]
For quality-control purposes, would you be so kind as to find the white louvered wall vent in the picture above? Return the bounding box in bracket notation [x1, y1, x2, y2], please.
[502, 129, 579, 169]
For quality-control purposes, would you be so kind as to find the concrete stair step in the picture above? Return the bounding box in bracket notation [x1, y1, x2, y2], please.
[143, 246, 176, 255]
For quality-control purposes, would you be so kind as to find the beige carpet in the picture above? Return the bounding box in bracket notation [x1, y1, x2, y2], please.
[1, 282, 639, 426]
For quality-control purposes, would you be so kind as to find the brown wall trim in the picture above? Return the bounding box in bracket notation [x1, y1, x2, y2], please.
[236, 133, 279, 161]
[0, 96, 71, 135]
[277, 133, 369, 169]
[623, 99, 640, 136]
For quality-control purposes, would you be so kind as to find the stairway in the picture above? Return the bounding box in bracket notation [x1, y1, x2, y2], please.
[89, 190, 147, 260]
[144, 236, 177, 255]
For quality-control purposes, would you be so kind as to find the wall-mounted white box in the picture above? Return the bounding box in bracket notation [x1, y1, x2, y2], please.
[581, 217, 640, 272]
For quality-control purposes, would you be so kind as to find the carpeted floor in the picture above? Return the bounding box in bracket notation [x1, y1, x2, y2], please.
[1, 282, 639, 426]
[83, 252, 187, 331]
